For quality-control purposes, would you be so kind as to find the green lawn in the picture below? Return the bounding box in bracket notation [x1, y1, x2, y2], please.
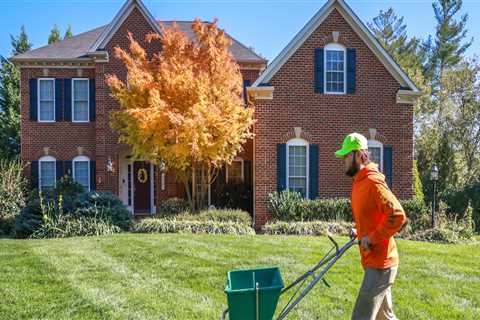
[1, 234, 478, 319]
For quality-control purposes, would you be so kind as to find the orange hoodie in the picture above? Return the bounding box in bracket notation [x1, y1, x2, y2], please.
[351, 163, 407, 269]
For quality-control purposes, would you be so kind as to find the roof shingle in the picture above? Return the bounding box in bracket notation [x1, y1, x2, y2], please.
[11, 21, 266, 64]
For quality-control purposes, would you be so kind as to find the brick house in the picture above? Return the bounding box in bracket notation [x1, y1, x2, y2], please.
[11, 0, 420, 227]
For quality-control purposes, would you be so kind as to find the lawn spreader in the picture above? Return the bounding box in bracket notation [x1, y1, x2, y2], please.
[221, 235, 358, 320]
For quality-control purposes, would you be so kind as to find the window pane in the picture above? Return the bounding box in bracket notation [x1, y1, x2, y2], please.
[74, 101, 89, 121]
[74, 161, 89, 189]
[289, 178, 306, 197]
[325, 50, 345, 93]
[288, 144, 307, 196]
[40, 101, 54, 121]
[74, 80, 89, 101]
[40, 161, 55, 188]
[228, 161, 243, 182]
[39, 80, 54, 100]
[369, 147, 381, 168]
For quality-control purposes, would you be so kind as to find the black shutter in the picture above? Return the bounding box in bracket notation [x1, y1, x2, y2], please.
[56, 161, 64, 181]
[90, 161, 96, 191]
[64, 160, 72, 177]
[29, 79, 38, 121]
[277, 144, 287, 192]
[383, 146, 393, 188]
[64, 79, 72, 121]
[314, 48, 324, 93]
[309, 144, 319, 199]
[347, 48, 356, 94]
[55, 79, 63, 121]
[31, 161, 39, 190]
[243, 79, 251, 106]
[89, 79, 96, 121]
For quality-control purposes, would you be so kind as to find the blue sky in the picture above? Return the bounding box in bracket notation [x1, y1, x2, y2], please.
[1, 0, 479, 61]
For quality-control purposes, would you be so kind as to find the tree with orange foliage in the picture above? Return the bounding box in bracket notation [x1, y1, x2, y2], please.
[107, 19, 254, 211]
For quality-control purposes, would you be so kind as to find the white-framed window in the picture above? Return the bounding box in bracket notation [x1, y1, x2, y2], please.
[324, 43, 346, 94]
[39, 155, 56, 189]
[368, 140, 383, 172]
[72, 155, 90, 190]
[38, 78, 55, 122]
[72, 78, 89, 122]
[287, 138, 309, 197]
[226, 157, 244, 183]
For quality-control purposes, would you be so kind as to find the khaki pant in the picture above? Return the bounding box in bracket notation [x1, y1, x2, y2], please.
[351, 266, 398, 320]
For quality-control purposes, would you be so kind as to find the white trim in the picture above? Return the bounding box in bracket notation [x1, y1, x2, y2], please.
[226, 157, 244, 183]
[246, 86, 274, 100]
[396, 89, 423, 105]
[37, 78, 55, 123]
[286, 138, 309, 198]
[324, 43, 346, 94]
[89, 0, 163, 52]
[38, 155, 56, 189]
[72, 78, 90, 123]
[252, 0, 419, 93]
[368, 140, 383, 172]
[72, 155, 91, 191]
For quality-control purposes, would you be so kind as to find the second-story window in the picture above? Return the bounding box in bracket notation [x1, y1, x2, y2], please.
[38, 79, 55, 122]
[324, 43, 346, 94]
[72, 79, 89, 122]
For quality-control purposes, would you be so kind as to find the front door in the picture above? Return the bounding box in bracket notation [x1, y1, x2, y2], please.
[133, 161, 151, 213]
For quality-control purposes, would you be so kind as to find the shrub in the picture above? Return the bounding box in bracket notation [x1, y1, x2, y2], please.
[14, 196, 45, 238]
[0, 160, 26, 236]
[301, 198, 352, 222]
[31, 215, 121, 239]
[267, 191, 352, 222]
[442, 183, 480, 232]
[267, 191, 431, 226]
[408, 228, 460, 244]
[15, 191, 132, 238]
[175, 209, 252, 226]
[74, 192, 132, 230]
[401, 198, 430, 232]
[262, 220, 353, 236]
[55, 176, 85, 211]
[157, 197, 190, 216]
[132, 218, 255, 235]
[267, 190, 305, 221]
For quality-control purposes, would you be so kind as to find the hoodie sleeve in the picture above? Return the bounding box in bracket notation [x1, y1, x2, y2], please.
[368, 181, 407, 245]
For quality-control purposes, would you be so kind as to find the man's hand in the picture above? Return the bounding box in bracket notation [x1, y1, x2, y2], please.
[349, 228, 357, 240]
[360, 236, 372, 251]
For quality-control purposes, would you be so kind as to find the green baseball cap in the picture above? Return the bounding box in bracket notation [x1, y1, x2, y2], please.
[335, 133, 368, 158]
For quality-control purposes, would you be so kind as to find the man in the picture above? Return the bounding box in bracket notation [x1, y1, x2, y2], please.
[335, 133, 407, 320]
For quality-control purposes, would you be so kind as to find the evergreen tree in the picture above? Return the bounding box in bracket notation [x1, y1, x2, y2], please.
[10, 25, 32, 56]
[369, 8, 428, 93]
[64, 25, 73, 40]
[48, 24, 62, 44]
[427, 0, 472, 92]
[0, 58, 21, 160]
[416, 0, 472, 200]
[0, 26, 32, 159]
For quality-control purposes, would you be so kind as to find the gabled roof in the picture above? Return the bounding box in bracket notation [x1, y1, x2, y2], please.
[88, 0, 162, 52]
[252, 0, 419, 92]
[10, 0, 266, 65]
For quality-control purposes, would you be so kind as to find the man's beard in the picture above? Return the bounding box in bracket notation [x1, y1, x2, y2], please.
[345, 152, 359, 177]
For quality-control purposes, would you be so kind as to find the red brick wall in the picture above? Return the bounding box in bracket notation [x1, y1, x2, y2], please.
[253, 8, 413, 226]
[20, 68, 97, 180]
[20, 7, 263, 211]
